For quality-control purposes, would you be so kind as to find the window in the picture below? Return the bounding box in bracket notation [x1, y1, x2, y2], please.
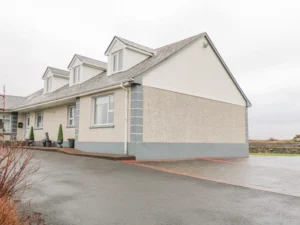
[68, 106, 75, 127]
[35, 112, 43, 129]
[118, 50, 123, 70]
[46, 77, 52, 92]
[113, 54, 117, 72]
[0, 114, 11, 132]
[73, 66, 80, 84]
[112, 50, 123, 72]
[92, 95, 114, 126]
[25, 114, 30, 128]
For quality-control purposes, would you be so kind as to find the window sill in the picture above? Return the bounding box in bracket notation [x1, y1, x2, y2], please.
[34, 128, 43, 130]
[66, 126, 75, 128]
[90, 125, 115, 129]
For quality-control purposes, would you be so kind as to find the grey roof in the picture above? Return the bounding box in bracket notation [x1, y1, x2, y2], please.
[0, 95, 27, 110]
[115, 36, 155, 54]
[11, 32, 250, 110]
[42, 67, 69, 79]
[68, 54, 107, 69]
[48, 67, 69, 77]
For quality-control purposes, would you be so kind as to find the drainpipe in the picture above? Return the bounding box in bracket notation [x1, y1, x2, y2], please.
[120, 82, 129, 155]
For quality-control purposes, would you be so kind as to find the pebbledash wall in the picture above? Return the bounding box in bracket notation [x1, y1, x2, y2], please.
[132, 86, 248, 160]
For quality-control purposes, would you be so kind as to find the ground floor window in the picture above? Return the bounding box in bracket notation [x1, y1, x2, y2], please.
[35, 112, 43, 128]
[0, 114, 11, 132]
[68, 105, 75, 126]
[92, 94, 114, 126]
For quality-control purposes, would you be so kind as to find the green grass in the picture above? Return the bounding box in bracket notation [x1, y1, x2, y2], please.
[250, 153, 300, 156]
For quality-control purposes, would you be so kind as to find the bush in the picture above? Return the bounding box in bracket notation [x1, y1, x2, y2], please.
[0, 197, 21, 225]
[293, 134, 300, 140]
[268, 137, 278, 141]
[29, 127, 34, 141]
[0, 147, 38, 199]
[57, 124, 63, 141]
[0, 146, 43, 224]
[0, 197, 45, 225]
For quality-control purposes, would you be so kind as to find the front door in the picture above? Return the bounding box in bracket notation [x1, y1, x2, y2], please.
[24, 114, 30, 139]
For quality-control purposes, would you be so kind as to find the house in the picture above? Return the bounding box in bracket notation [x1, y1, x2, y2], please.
[2, 32, 251, 160]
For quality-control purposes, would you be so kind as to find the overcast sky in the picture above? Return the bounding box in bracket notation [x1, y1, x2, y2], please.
[0, 0, 299, 140]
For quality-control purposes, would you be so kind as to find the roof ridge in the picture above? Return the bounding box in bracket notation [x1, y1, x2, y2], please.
[48, 67, 69, 72]
[156, 33, 204, 50]
[75, 54, 107, 63]
[114, 36, 155, 54]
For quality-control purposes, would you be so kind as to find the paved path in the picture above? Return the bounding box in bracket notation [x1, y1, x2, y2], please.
[24, 152, 300, 225]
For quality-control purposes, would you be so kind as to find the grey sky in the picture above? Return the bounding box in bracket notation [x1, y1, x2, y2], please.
[0, 0, 299, 139]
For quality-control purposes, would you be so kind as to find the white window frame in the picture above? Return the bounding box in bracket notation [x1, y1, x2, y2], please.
[73, 66, 80, 84]
[46, 77, 52, 92]
[67, 105, 75, 127]
[35, 112, 43, 129]
[112, 50, 123, 73]
[0, 114, 11, 133]
[91, 94, 114, 127]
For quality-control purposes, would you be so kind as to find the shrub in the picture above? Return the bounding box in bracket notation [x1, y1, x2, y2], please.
[0, 146, 39, 199]
[268, 137, 277, 141]
[57, 124, 63, 141]
[28, 127, 34, 141]
[0, 197, 45, 225]
[0, 145, 42, 225]
[0, 197, 21, 225]
[293, 134, 300, 140]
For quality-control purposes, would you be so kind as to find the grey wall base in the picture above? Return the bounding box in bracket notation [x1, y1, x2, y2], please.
[73, 141, 248, 160]
[34, 141, 69, 148]
[131, 143, 249, 160]
[75, 142, 125, 155]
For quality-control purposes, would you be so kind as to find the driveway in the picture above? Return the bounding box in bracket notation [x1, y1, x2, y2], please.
[134, 156, 300, 197]
[24, 151, 300, 225]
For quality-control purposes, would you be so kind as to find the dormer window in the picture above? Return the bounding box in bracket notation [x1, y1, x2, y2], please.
[112, 50, 123, 73]
[73, 66, 80, 84]
[46, 77, 52, 92]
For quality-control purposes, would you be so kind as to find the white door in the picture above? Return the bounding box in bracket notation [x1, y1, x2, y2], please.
[24, 114, 30, 139]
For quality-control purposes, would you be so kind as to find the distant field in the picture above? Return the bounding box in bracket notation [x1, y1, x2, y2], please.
[250, 153, 300, 156]
[249, 140, 300, 155]
[249, 140, 295, 143]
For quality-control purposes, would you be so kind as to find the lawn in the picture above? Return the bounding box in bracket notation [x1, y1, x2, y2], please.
[250, 153, 300, 156]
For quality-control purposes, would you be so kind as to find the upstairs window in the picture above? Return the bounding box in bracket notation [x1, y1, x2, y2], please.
[68, 105, 75, 127]
[112, 50, 123, 72]
[46, 77, 52, 92]
[0, 114, 11, 133]
[73, 66, 80, 84]
[35, 112, 43, 129]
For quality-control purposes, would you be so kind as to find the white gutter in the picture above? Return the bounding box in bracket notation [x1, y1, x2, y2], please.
[15, 80, 132, 112]
[120, 82, 129, 155]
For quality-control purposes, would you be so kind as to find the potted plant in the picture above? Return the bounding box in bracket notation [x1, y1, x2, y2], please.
[68, 138, 75, 148]
[41, 138, 46, 147]
[57, 124, 63, 148]
[28, 126, 34, 146]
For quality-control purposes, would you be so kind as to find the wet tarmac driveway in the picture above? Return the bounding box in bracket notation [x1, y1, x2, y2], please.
[24, 151, 300, 225]
[137, 156, 300, 197]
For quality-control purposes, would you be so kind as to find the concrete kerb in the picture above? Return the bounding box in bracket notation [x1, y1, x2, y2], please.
[26, 147, 135, 161]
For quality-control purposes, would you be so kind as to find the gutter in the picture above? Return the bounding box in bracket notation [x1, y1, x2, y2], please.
[120, 82, 129, 155]
[14, 80, 132, 112]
